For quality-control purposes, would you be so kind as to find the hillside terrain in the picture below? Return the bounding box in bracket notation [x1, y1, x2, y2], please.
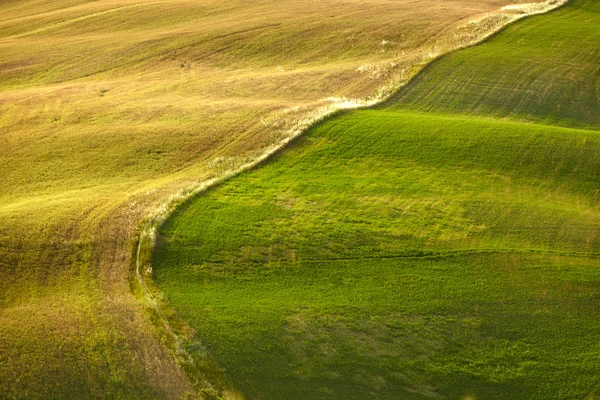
[0, 0, 549, 398]
[153, 0, 600, 398]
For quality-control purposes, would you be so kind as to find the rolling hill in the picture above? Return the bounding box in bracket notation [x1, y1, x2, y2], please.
[0, 0, 555, 398]
[152, 0, 600, 398]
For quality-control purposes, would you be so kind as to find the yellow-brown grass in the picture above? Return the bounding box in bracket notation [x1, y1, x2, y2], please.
[0, 0, 561, 397]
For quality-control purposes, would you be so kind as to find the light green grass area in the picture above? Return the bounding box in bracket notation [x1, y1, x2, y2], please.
[153, 0, 600, 398]
[390, 0, 600, 129]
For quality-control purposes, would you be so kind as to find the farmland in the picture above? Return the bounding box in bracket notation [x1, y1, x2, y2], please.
[1, 0, 555, 398]
[153, 0, 600, 398]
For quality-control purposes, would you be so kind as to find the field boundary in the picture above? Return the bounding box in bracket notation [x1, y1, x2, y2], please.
[132, 0, 570, 396]
[182, 248, 600, 266]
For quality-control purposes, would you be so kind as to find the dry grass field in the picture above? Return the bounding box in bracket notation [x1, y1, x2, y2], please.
[0, 0, 558, 397]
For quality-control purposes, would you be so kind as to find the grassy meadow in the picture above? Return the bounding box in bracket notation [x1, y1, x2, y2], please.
[391, 0, 600, 129]
[0, 0, 538, 398]
[153, 0, 600, 398]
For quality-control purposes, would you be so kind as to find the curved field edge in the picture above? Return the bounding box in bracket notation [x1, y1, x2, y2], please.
[153, 107, 600, 398]
[136, 0, 571, 396]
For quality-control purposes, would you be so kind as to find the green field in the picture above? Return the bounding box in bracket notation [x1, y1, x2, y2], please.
[391, 0, 600, 129]
[153, 0, 600, 398]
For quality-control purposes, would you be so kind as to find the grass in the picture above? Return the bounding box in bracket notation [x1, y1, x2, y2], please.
[0, 0, 532, 398]
[154, 110, 600, 399]
[390, 0, 600, 129]
[153, 0, 600, 398]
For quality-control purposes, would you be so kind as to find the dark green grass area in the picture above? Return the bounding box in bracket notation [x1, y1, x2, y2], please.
[153, 1, 600, 398]
[389, 0, 600, 130]
[154, 110, 600, 399]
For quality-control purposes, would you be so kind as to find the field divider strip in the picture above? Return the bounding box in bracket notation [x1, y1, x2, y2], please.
[192, 248, 600, 266]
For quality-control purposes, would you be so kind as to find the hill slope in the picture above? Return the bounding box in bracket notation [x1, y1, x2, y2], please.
[391, 0, 600, 129]
[0, 0, 543, 398]
[153, 0, 600, 398]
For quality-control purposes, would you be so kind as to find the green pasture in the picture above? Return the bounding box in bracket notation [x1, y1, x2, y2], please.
[391, 0, 600, 129]
[153, 0, 600, 398]
[154, 109, 600, 399]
